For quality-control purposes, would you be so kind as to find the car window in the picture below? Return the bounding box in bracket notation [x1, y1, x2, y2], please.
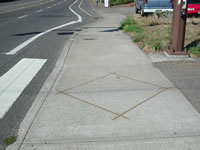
[188, 0, 200, 4]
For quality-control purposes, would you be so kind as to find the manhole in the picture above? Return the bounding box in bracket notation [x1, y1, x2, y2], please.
[84, 38, 97, 40]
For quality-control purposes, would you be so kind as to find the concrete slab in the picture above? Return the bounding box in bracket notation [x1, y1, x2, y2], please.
[60, 74, 164, 114]
[23, 13, 200, 145]
[23, 82, 200, 144]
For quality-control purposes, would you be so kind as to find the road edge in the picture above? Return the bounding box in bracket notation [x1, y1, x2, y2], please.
[6, 33, 77, 150]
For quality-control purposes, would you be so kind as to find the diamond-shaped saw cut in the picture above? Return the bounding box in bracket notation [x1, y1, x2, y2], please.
[59, 73, 166, 119]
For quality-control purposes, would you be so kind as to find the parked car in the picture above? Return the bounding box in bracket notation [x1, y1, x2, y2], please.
[135, 0, 173, 16]
[187, 0, 200, 15]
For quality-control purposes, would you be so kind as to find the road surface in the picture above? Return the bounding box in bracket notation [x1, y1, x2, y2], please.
[0, 0, 97, 144]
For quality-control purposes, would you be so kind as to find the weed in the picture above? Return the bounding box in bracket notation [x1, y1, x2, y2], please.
[189, 42, 200, 57]
[153, 39, 162, 51]
[3, 136, 16, 146]
[134, 33, 146, 42]
[121, 16, 136, 29]
[167, 26, 172, 35]
[123, 24, 143, 33]
[121, 17, 143, 33]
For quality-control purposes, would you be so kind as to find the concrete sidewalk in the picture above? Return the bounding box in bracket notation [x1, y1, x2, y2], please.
[8, 9, 200, 150]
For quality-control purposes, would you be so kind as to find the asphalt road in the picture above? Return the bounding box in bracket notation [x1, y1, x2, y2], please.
[0, 0, 98, 146]
[155, 61, 200, 114]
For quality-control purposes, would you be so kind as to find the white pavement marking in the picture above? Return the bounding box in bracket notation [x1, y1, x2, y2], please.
[47, 6, 51, 9]
[5, 0, 82, 55]
[36, 9, 42, 12]
[17, 15, 28, 19]
[0, 58, 47, 119]
[78, 0, 92, 17]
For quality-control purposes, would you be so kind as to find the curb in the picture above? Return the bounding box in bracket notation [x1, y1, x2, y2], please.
[6, 33, 77, 150]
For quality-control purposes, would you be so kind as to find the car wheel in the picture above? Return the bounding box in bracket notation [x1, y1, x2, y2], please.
[135, 6, 139, 14]
[141, 8, 144, 16]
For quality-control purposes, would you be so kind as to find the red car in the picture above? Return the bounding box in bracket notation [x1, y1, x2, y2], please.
[187, 0, 200, 15]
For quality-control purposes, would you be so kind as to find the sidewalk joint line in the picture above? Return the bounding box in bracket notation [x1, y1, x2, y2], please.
[57, 90, 130, 120]
[20, 134, 200, 145]
[112, 88, 170, 120]
[56, 73, 114, 94]
[113, 73, 167, 89]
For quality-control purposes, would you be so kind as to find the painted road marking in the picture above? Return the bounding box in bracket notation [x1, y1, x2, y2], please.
[5, 0, 82, 55]
[78, 0, 92, 17]
[17, 14, 28, 19]
[47, 6, 51, 9]
[0, 58, 47, 119]
[36, 9, 43, 12]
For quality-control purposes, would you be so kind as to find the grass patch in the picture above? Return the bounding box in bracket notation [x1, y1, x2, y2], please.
[123, 24, 143, 33]
[121, 14, 200, 56]
[153, 39, 162, 51]
[189, 42, 200, 57]
[134, 33, 145, 42]
[3, 136, 16, 146]
[121, 16, 145, 43]
[121, 16, 136, 28]
[121, 16, 142, 33]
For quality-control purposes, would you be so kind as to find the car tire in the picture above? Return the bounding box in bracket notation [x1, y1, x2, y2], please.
[135, 6, 139, 14]
[141, 8, 144, 16]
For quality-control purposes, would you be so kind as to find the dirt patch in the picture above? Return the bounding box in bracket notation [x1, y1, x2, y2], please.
[122, 14, 200, 56]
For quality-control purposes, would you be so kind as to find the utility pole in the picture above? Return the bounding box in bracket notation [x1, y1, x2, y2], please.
[165, 0, 188, 55]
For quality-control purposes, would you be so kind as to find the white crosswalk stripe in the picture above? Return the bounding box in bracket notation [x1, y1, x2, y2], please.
[0, 58, 47, 119]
